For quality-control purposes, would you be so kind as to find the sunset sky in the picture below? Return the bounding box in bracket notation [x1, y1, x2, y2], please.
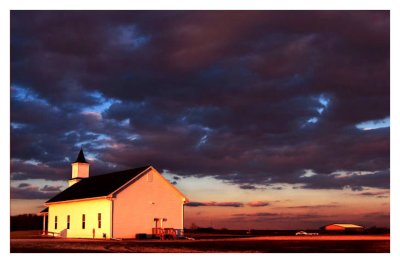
[10, 10, 389, 229]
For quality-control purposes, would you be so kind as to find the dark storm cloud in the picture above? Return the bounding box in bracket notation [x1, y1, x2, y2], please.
[359, 190, 389, 196]
[11, 159, 69, 181]
[239, 185, 258, 190]
[232, 212, 279, 217]
[40, 185, 63, 192]
[298, 169, 390, 191]
[11, 184, 62, 199]
[11, 11, 389, 190]
[354, 190, 390, 198]
[187, 200, 271, 208]
[12, 182, 64, 200]
[186, 201, 244, 208]
[285, 204, 340, 209]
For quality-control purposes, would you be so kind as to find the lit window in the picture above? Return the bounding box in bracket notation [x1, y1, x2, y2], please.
[98, 213, 101, 228]
[55, 216, 58, 230]
[82, 214, 86, 229]
[67, 215, 70, 229]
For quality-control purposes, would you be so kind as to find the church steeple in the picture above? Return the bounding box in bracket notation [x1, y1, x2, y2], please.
[75, 148, 88, 163]
[69, 148, 90, 187]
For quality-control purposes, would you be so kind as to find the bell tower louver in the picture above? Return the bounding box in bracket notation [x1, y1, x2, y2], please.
[68, 148, 90, 187]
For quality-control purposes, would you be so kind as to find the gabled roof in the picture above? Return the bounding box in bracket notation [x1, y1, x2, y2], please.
[74, 148, 88, 163]
[46, 165, 151, 203]
[37, 207, 48, 216]
[322, 223, 364, 229]
[331, 224, 364, 228]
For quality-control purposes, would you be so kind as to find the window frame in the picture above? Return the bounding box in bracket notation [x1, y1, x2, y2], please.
[98, 213, 101, 228]
[82, 214, 86, 229]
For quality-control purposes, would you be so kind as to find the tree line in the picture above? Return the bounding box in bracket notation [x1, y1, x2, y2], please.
[11, 214, 42, 231]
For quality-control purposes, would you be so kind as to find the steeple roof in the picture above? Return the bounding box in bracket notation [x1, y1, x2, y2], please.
[74, 148, 88, 163]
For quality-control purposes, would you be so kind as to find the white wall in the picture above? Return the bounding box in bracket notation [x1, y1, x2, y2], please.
[48, 198, 112, 239]
[112, 168, 185, 238]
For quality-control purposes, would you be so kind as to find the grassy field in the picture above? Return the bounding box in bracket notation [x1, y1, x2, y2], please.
[10, 230, 390, 253]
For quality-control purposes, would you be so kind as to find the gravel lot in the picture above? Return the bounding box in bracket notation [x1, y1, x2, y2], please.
[10, 233, 390, 253]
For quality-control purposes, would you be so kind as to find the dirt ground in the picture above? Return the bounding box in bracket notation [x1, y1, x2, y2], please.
[10, 231, 390, 253]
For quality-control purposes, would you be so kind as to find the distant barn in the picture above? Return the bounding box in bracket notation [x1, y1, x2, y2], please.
[321, 224, 364, 232]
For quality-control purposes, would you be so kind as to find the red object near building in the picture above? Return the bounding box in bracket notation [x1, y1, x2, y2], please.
[322, 224, 364, 232]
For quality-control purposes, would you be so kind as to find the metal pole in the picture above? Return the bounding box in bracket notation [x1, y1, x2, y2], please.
[42, 215, 46, 235]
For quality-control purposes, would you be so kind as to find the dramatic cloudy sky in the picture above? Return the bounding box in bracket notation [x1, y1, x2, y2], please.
[10, 11, 389, 229]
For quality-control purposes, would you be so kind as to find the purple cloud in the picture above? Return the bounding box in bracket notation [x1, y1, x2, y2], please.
[10, 11, 389, 192]
[186, 201, 244, 208]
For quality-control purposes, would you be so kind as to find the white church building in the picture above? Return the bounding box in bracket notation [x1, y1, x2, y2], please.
[40, 149, 188, 239]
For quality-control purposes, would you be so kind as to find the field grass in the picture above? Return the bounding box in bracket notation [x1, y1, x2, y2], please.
[10, 230, 390, 253]
[10, 230, 43, 239]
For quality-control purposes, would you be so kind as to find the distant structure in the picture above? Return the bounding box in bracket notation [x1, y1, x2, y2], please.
[321, 224, 364, 232]
[39, 149, 188, 239]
